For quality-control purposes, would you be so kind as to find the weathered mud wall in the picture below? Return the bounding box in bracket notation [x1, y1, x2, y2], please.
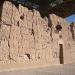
[0, 1, 75, 64]
[49, 14, 75, 64]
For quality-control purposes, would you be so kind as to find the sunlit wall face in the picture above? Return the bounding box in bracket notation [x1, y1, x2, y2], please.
[65, 14, 75, 23]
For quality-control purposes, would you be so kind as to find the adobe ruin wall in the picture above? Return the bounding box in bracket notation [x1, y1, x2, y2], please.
[0, 1, 75, 65]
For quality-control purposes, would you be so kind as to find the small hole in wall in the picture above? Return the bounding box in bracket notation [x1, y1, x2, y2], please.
[20, 14, 24, 20]
[59, 35, 62, 38]
[37, 53, 41, 59]
[38, 56, 40, 59]
[56, 24, 62, 32]
[0, 24, 1, 28]
[25, 53, 31, 60]
[17, 21, 19, 27]
[31, 29, 34, 36]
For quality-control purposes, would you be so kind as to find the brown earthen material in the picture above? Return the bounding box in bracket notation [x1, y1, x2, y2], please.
[0, 1, 75, 66]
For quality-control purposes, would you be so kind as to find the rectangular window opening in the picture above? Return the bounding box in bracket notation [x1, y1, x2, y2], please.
[59, 44, 64, 64]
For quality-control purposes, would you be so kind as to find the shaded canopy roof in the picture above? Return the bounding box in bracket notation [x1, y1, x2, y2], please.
[0, 0, 75, 18]
[50, 0, 75, 18]
[0, 0, 64, 9]
[12, 0, 63, 8]
[11, 0, 75, 18]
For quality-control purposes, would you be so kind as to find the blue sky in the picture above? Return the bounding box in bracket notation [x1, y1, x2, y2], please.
[65, 14, 75, 23]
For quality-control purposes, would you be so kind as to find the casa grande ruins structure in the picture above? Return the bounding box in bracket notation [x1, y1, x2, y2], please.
[0, 0, 75, 67]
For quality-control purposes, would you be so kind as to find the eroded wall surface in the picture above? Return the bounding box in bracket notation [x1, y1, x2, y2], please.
[0, 1, 75, 64]
[50, 14, 75, 64]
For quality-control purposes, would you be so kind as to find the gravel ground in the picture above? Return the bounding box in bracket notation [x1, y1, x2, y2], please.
[0, 64, 75, 75]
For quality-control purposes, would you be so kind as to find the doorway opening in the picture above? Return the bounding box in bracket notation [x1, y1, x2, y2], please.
[59, 44, 64, 64]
